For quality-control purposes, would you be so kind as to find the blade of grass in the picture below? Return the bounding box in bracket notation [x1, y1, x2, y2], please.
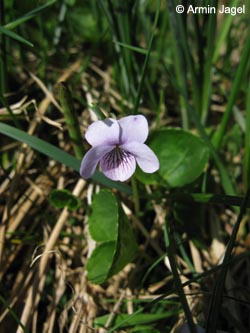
[115, 1, 135, 97]
[167, 0, 200, 117]
[0, 295, 29, 333]
[189, 103, 236, 196]
[206, 185, 250, 332]
[200, 0, 217, 125]
[0, 122, 132, 194]
[112, 40, 148, 55]
[0, 25, 33, 47]
[175, 233, 195, 273]
[166, 65, 236, 195]
[243, 76, 250, 189]
[57, 82, 85, 160]
[212, 0, 239, 64]
[4, 0, 56, 30]
[133, 0, 161, 113]
[212, 39, 250, 150]
[163, 220, 197, 333]
[100, 0, 136, 100]
[0, 0, 6, 93]
[190, 193, 250, 207]
[0, 92, 21, 128]
[164, 56, 236, 195]
[167, 20, 189, 129]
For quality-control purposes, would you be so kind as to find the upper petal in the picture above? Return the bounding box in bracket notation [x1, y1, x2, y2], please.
[80, 145, 114, 179]
[100, 149, 136, 181]
[118, 115, 148, 144]
[121, 142, 159, 173]
[85, 118, 120, 146]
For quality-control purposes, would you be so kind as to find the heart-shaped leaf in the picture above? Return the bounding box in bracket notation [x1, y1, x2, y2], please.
[148, 129, 209, 187]
[86, 190, 137, 284]
[88, 190, 119, 242]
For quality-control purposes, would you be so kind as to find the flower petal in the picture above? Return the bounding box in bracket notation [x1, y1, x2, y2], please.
[85, 118, 120, 146]
[80, 145, 114, 179]
[118, 115, 148, 144]
[100, 148, 136, 181]
[121, 142, 159, 173]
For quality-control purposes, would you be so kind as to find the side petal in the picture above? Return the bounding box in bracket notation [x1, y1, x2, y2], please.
[121, 142, 160, 173]
[100, 150, 136, 181]
[80, 145, 114, 179]
[118, 115, 148, 144]
[85, 118, 120, 146]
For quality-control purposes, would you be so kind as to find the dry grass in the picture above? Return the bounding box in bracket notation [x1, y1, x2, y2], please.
[1, 56, 250, 333]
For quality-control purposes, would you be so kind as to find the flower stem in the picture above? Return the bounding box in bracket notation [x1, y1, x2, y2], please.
[131, 176, 140, 217]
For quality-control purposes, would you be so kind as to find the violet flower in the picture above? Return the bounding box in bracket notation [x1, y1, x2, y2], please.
[80, 115, 159, 181]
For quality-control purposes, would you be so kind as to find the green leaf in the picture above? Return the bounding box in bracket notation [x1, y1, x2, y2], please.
[86, 241, 117, 284]
[0, 26, 33, 47]
[150, 128, 209, 187]
[88, 190, 119, 242]
[49, 189, 81, 210]
[4, 0, 56, 30]
[135, 165, 161, 185]
[113, 40, 148, 55]
[95, 311, 179, 328]
[86, 190, 137, 284]
[0, 122, 132, 194]
[109, 209, 138, 276]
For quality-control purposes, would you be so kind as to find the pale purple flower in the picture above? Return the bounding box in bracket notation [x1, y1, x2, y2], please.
[80, 115, 159, 182]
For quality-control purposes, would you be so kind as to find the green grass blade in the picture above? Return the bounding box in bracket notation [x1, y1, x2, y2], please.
[190, 193, 249, 207]
[0, 123, 132, 194]
[0, 25, 33, 47]
[0, 295, 29, 333]
[200, 1, 217, 125]
[188, 102, 236, 195]
[4, 0, 56, 30]
[57, 82, 85, 160]
[98, 0, 137, 100]
[212, 39, 250, 150]
[206, 185, 250, 332]
[168, 28, 189, 129]
[244, 76, 250, 189]
[113, 40, 148, 55]
[167, 72, 236, 195]
[163, 221, 197, 333]
[0, 0, 7, 94]
[133, 0, 161, 113]
[0, 92, 21, 128]
[212, 0, 238, 64]
[167, 0, 200, 116]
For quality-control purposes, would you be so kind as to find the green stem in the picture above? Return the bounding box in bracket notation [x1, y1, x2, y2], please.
[57, 82, 85, 160]
[244, 76, 250, 190]
[131, 176, 140, 217]
[163, 221, 197, 333]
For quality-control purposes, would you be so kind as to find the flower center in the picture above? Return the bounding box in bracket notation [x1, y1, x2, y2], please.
[103, 146, 131, 169]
